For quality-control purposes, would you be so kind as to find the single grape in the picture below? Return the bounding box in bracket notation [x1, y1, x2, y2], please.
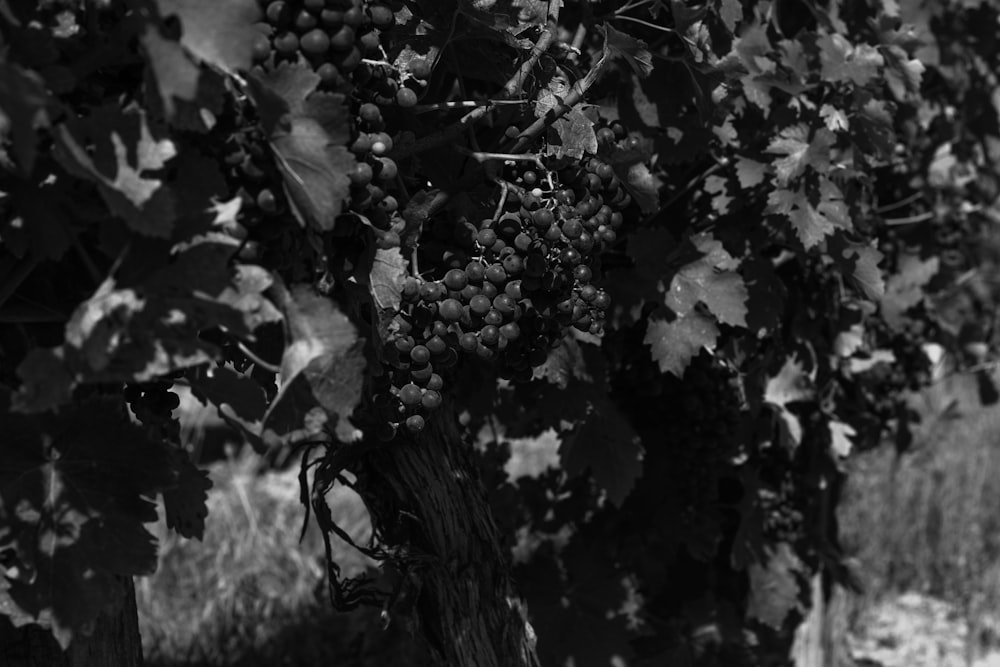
[410, 58, 432, 79]
[470, 294, 492, 315]
[573, 265, 592, 283]
[459, 332, 479, 352]
[257, 188, 278, 213]
[499, 322, 520, 341]
[444, 268, 468, 290]
[329, 24, 355, 51]
[406, 414, 425, 432]
[480, 325, 500, 346]
[439, 298, 463, 322]
[410, 363, 434, 382]
[359, 103, 381, 124]
[294, 8, 318, 31]
[321, 8, 344, 27]
[349, 161, 373, 186]
[485, 264, 507, 285]
[484, 309, 503, 326]
[422, 390, 442, 410]
[397, 87, 418, 108]
[300, 28, 329, 54]
[317, 62, 340, 84]
[266, 1, 291, 26]
[376, 157, 398, 181]
[426, 336, 448, 355]
[251, 33, 272, 62]
[466, 261, 486, 283]
[343, 6, 365, 27]
[394, 335, 415, 353]
[399, 383, 422, 406]
[411, 345, 431, 364]
[274, 31, 299, 54]
[427, 374, 444, 391]
[369, 4, 395, 27]
[477, 228, 497, 248]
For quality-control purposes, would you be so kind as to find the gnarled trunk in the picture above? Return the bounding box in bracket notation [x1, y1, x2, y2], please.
[358, 406, 537, 667]
[0, 576, 143, 667]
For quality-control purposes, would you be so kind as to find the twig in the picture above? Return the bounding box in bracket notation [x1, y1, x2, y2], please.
[492, 181, 510, 221]
[884, 211, 934, 226]
[412, 100, 528, 114]
[236, 340, 281, 374]
[508, 32, 614, 154]
[614, 0, 656, 15]
[454, 146, 546, 170]
[391, 0, 562, 160]
[613, 13, 675, 34]
[875, 191, 924, 214]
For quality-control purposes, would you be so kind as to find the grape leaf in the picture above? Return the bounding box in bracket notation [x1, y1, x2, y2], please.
[817, 33, 884, 86]
[602, 23, 654, 77]
[188, 364, 269, 423]
[14, 243, 268, 412]
[828, 235, 885, 301]
[746, 542, 804, 630]
[138, 19, 201, 121]
[715, 0, 743, 32]
[154, 0, 261, 74]
[162, 450, 212, 540]
[264, 283, 364, 442]
[766, 124, 834, 186]
[559, 399, 644, 506]
[882, 43, 925, 100]
[52, 105, 177, 238]
[829, 420, 856, 459]
[704, 174, 732, 214]
[545, 105, 599, 161]
[0, 63, 52, 174]
[0, 396, 175, 647]
[370, 247, 407, 312]
[644, 311, 720, 376]
[248, 65, 355, 231]
[766, 179, 851, 249]
[880, 254, 938, 330]
[764, 355, 814, 450]
[665, 233, 748, 327]
[735, 156, 767, 188]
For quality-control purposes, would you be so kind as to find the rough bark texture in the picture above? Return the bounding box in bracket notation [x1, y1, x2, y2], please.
[0, 577, 143, 667]
[358, 406, 537, 667]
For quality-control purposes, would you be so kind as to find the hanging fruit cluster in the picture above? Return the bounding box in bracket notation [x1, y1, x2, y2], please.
[372, 150, 633, 436]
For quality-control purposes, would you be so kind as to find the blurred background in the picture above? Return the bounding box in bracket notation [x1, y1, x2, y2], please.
[141, 372, 1000, 667]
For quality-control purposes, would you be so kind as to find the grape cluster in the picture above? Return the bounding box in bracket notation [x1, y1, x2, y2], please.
[251, 0, 396, 90]
[370, 156, 631, 436]
[124, 381, 181, 442]
[346, 102, 400, 240]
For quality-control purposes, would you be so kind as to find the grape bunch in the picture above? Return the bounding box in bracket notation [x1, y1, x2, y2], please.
[251, 0, 397, 90]
[124, 381, 182, 443]
[370, 154, 632, 437]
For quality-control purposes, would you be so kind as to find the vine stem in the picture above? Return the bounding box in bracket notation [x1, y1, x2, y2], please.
[454, 145, 546, 171]
[884, 211, 934, 226]
[391, 0, 562, 160]
[507, 30, 616, 154]
[412, 100, 528, 114]
[235, 340, 281, 374]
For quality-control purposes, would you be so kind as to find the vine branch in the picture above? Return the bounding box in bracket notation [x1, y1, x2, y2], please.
[391, 0, 562, 160]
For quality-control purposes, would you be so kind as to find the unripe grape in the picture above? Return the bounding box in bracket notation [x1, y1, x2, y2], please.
[439, 298, 463, 322]
[300, 28, 329, 54]
[406, 414, 425, 432]
[410, 345, 431, 364]
[399, 383, 422, 406]
[397, 87, 418, 108]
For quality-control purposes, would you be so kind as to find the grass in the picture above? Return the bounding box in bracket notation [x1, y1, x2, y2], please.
[839, 369, 1000, 660]
[136, 448, 427, 667]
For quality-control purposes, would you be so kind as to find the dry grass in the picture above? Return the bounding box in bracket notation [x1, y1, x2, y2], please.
[839, 369, 1000, 660]
[136, 449, 425, 666]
